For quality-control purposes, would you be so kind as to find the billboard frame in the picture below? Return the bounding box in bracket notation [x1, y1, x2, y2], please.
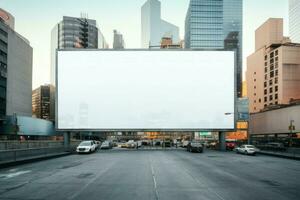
[56, 49, 237, 132]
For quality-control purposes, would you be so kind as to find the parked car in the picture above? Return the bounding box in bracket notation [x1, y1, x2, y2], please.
[162, 140, 172, 147]
[125, 140, 136, 148]
[235, 145, 260, 155]
[182, 140, 189, 148]
[94, 140, 101, 149]
[100, 141, 113, 149]
[76, 141, 97, 153]
[187, 141, 204, 153]
[226, 142, 236, 151]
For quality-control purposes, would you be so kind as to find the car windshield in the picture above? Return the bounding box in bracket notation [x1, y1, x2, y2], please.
[246, 145, 255, 148]
[79, 141, 91, 146]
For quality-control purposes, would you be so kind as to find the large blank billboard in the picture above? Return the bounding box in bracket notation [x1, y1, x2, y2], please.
[57, 50, 235, 130]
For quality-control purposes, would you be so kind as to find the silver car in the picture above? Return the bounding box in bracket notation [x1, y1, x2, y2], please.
[236, 145, 260, 155]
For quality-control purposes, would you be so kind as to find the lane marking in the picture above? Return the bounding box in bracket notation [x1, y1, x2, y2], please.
[149, 157, 159, 200]
[0, 170, 31, 179]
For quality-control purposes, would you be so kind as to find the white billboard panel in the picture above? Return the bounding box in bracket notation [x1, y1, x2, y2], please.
[57, 50, 235, 130]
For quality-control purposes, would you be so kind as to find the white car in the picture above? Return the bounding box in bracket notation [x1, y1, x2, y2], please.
[236, 145, 260, 155]
[76, 141, 97, 153]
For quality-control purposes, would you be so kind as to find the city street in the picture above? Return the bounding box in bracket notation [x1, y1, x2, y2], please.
[0, 149, 299, 200]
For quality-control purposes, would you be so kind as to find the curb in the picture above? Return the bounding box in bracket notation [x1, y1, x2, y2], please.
[0, 152, 72, 169]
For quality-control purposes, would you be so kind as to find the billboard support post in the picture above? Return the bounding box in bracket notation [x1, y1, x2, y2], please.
[219, 132, 226, 151]
[64, 131, 71, 151]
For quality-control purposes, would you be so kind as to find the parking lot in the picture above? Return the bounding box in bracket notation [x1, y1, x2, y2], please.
[0, 149, 299, 200]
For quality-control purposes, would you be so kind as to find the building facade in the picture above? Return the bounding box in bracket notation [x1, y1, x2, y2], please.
[113, 30, 125, 49]
[50, 16, 107, 121]
[246, 18, 300, 113]
[185, 0, 243, 97]
[141, 0, 179, 48]
[289, 0, 300, 43]
[32, 85, 51, 120]
[0, 10, 32, 118]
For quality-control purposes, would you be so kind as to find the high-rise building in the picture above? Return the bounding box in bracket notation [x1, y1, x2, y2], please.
[50, 15, 107, 121]
[32, 85, 51, 120]
[0, 9, 32, 118]
[160, 37, 183, 49]
[113, 30, 125, 49]
[185, 0, 243, 97]
[141, 0, 179, 48]
[246, 18, 300, 113]
[0, 8, 15, 30]
[289, 0, 300, 43]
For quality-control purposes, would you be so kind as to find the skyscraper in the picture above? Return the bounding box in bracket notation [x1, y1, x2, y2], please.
[50, 16, 107, 121]
[0, 9, 32, 118]
[185, 0, 243, 96]
[141, 0, 179, 48]
[32, 85, 51, 120]
[113, 30, 125, 49]
[289, 0, 300, 43]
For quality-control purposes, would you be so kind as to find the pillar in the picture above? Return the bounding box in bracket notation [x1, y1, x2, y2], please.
[64, 132, 71, 150]
[219, 132, 226, 151]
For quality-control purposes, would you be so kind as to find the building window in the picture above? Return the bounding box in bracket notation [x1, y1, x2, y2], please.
[265, 74, 267, 80]
[270, 64, 274, 71]
[269, 79, 273, 86]
[254, 86, 256, 89]
[264, 104, 267, 107]
[264, 97, 267, 102]
[275, 57, 278, 61]
[264, 89, 267, 95]
[275, 101, 278, 105]
[270, 58, 274, 63]
[264, 82, 267, 87]
[275, 77, 278, 84]
[269, 95, 273, 101]
[254, 93, 256, 96]
[275, 50, 278, 56]
[254, 72, 256, 75]
[259, 98, 261, 103]
[275, 93, 278, 99]
[265, 67, 267, 73]
[270, 52, 274, 58]
[269, 87, 273, 93]
[275, 86, 278, 92]
[264, 55, 267, 60]
[265, 62, 267, 66]
[270, 71, 274, 78]
[254, 79, 256, 82]
[275, 70, 278, 76]
[254, 107, 256, 110]
[275, 62, 278, 68]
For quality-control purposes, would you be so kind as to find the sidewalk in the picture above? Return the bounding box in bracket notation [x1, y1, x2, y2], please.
[258, 150, 300, 160]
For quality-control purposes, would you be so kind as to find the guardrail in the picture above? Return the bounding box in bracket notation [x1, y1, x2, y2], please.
[0, 141, 81, 165]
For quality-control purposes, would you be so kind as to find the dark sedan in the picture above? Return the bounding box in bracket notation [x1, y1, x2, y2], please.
[187, 141, 204, 153]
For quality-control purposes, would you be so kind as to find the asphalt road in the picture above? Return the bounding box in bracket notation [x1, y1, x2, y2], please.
[0, 149, 299, 200]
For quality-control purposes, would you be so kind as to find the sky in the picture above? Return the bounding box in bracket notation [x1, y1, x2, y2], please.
[0, 0, 289, 89]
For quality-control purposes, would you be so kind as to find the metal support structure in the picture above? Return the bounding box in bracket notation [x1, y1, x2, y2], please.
[219, 132, 226, 151]
[63, 132, 71, 151]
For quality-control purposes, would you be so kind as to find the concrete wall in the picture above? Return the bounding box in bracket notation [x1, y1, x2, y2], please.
[249, 104, 300, 135]
[255, 18, 283, 51]
[246, 48, 265, 113]
[280, 45, 300, 103]
[6, 29, 32, 116]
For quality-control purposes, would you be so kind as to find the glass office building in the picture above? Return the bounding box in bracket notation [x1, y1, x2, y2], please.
[185, 0, 243, 97]
[289, 0, 300, 43]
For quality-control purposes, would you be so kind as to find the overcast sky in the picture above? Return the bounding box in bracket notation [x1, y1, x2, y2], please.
[1, 0, 289, 89]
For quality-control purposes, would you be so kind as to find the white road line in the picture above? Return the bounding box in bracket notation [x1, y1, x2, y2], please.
[150, 158, 159, 200]
[0, 170, 31, 179]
